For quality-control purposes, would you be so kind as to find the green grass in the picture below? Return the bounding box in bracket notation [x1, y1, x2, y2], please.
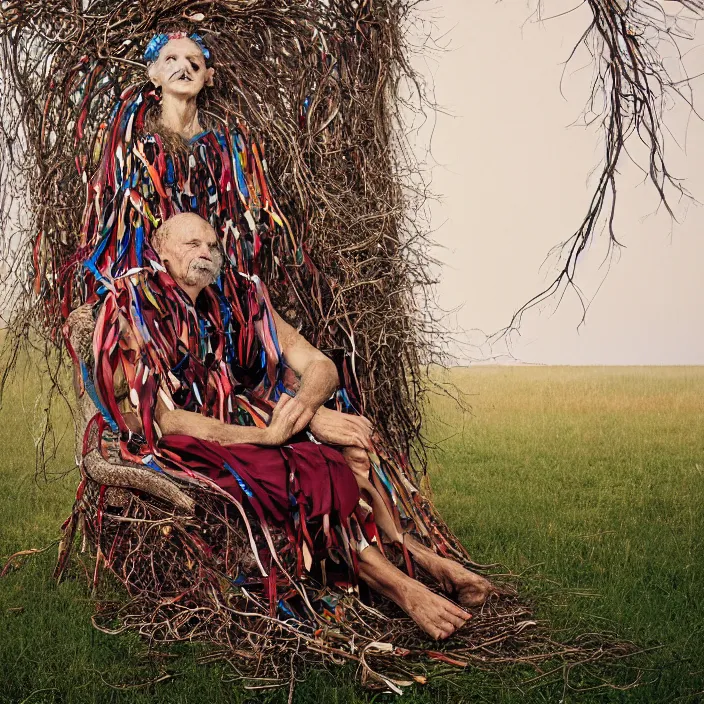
[1, 365, 703, 703]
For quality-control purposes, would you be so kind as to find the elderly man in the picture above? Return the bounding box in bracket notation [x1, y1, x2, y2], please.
[104, 212, 491, 640]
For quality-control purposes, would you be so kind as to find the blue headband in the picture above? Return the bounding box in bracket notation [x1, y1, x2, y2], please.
[143, 32, 211, 64]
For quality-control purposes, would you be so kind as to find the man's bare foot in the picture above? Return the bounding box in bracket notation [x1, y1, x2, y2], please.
[357, 544, 470, 640]
[403, 535, 495, 608]
[431, 556, 495, 607]
[396, 577, 471, 640]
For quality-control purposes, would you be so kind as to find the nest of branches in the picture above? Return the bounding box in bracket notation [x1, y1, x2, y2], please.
[0, 0, 445, 471]
[43, 473, 638, 694]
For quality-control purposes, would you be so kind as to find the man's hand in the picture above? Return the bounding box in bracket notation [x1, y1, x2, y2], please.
[263, 394, 316, 446]
[309, 406, 373, 449]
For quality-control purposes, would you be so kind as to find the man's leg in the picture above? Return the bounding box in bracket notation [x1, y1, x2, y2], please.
[356, 543, 470, 640]
[342, 446, 405, 542]
[343, 446, 495, 607]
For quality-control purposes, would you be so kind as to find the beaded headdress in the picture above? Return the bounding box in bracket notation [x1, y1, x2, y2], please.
[143, 31, 212, 65]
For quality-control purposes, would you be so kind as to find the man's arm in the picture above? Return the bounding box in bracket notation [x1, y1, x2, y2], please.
[273, 310, 339, 408]
[270, 309, 340, 436]
[156, 403, 267, 445]
[155, 392, 299, 447]
[272, 309, 377, 449]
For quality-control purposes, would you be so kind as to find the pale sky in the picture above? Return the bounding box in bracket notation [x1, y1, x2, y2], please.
[411, 0, 704, 364]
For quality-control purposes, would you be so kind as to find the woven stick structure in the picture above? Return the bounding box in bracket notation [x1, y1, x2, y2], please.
[50, 473, 639, 694]
[0, 0, 443, 470]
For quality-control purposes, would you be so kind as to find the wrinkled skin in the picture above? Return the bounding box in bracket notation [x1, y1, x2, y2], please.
[146, 37, 214, 100]
[153, 213, 223, 302]
[146, 37, 214, 140]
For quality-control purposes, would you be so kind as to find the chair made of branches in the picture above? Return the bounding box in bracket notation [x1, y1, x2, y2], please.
[54, 304, 267, 621]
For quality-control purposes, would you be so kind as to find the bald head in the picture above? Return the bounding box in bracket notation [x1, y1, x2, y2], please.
[152, 213, 223, 302]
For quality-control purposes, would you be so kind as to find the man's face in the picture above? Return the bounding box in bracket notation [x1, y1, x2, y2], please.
[147, 37, 214, 99]
[156, 215, 223, 293]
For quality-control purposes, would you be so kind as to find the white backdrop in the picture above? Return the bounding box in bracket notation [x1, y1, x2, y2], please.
[412, 0, 704, 364]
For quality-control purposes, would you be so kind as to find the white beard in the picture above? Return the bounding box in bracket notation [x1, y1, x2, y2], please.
[185, 254, 222, 287]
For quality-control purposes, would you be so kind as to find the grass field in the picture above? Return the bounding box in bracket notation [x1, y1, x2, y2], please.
[1, 365, 703, 703]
